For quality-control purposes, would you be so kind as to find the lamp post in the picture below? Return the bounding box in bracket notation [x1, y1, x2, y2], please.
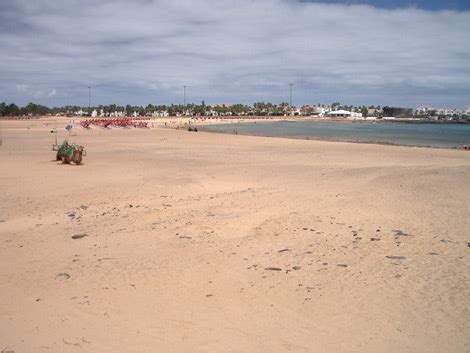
[182, 85, 187, 116]
[289, 83, 294, 116]
[88, 86, 91, 114]
[289, 83, 293, 108]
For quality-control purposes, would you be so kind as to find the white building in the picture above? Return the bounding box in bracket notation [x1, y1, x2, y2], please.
[436, 108, 462, 116]
[416, 105, 433, 114]
[326, 110, 363, 119]
[311, 106, 326, 117]
[150, 111, 169, 117]
[110, 111, 125, 117]
[291, 107, 301, 116]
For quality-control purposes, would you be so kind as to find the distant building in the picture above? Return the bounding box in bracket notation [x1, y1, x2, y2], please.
[150, 111, 169, 117]
[291, 107, 301, 116]
[416, 105, 433, 114]
[326, 110, 363, 118]
[465, 105, 470, 114]
[436, 108, 462, 116]
[310, 106, 326, 117]
[110, 111, 125, 117]
[367, 108, 382, 115]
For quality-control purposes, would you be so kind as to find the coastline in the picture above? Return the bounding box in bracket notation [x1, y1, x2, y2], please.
[196, 126, 462, 150]
[196, 120, 470, 150]
[1, 115, 468, 149]
[3, 114, 469, 124]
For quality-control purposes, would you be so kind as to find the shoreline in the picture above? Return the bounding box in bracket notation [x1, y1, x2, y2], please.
[2, 114, 469, 125]
[195, 121, 470, 150]
[195, 126, 464, 150]
[1, 116, 468, 150]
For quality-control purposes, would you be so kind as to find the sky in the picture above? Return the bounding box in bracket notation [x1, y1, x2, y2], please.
[301, 0, 470, 11]
[1, 0, 469, 108]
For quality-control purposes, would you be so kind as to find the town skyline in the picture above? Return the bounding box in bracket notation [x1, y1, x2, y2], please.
[2, 100, 469, 120]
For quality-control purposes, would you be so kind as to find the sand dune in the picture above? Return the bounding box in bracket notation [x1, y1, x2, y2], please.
[0, 119, 469, 353]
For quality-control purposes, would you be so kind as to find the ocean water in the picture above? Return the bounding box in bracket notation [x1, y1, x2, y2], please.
[199, 121, 470, 148]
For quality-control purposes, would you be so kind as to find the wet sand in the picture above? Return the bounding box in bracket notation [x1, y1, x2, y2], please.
[1, 119, 469, 352]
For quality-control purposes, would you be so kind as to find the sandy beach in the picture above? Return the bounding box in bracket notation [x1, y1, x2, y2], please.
[1, 118, 469, 353]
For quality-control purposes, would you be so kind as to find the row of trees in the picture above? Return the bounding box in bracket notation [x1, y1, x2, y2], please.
[0, 102, 52, 116]
[1, 102, 468, 120]
[0, 101, 291, 117]
[0, 101, 389, 117]
[382, 106, 413, 118]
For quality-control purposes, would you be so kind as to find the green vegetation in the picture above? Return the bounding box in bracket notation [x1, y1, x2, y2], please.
[1, 101, 468, 121]
[382, 106, 413, 118]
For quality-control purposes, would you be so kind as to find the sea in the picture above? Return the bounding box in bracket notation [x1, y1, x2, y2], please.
[199, 121, 470, 148]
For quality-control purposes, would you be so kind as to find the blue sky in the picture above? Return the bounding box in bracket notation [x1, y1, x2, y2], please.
[0, 0, 469, 108]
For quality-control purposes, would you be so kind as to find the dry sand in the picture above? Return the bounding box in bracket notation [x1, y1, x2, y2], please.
[1, 118, 469, 353]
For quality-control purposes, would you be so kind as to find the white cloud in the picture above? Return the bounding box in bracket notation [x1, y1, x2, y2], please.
[0, 0, 469, 108]
[16, 84, 29, 92]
